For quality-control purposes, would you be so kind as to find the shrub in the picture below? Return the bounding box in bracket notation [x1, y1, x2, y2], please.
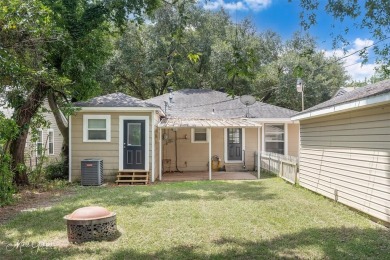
[46, 160, 67, 180]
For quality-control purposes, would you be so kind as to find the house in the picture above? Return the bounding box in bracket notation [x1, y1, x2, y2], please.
[0, 99, 64, 168]
[292, 79, 390, 224]
[69, 89, 299, 183]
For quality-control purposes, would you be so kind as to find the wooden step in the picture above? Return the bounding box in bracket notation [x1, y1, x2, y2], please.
[117, 174, 148, 178]
[118, 170, 149, 173]
[116, 170, 149, 185]
[115, 180, 148, 183]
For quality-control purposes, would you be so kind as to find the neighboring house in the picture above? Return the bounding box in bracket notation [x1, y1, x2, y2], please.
[0, 99, 64, 168]
[69, 89, 299, 183]
[332, 87, 356, 98]
[292, 79, 390, 224]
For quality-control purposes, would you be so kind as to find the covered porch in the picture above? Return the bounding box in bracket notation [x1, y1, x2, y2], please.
[157, 118, 262, 181]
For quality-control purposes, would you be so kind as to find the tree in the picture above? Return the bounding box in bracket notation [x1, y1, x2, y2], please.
[0, 0, 160, 185]
[253, 33, 349, 111]
[296, 0, 390, 75]
[99, 3, 263, 97]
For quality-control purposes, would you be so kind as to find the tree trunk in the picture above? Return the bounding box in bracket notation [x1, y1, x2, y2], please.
[47, 91, 69, 176]
[10, 82, 50, 186]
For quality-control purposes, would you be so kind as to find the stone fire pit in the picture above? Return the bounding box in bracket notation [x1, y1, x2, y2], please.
[64, 206, 117, 243]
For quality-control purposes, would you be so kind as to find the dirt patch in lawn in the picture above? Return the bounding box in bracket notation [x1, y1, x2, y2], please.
[0, 187, 75, 225]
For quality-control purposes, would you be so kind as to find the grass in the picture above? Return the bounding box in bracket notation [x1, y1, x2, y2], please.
[0, 174, 389, 259]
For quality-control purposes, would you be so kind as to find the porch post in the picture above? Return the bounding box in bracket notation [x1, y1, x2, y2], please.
[208, 128, 212, 180]
[151, 113, 155, 183]
[257, 126, 261, 179]
[159, 128, 162, 181]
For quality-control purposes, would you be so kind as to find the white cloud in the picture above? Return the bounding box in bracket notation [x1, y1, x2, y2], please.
[203, 0, 271, 12]
[245, 0, 271, 11]
[323, 38, 378, 82]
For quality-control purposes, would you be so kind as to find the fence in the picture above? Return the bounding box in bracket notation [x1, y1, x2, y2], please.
[254, 151, 298, 184]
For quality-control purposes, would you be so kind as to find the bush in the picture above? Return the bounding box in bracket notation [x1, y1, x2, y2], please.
[46, 160, 67, 180]
[0, 153, 16, 206]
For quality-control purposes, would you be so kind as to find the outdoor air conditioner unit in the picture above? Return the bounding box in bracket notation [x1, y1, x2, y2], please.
[81, 159, 103, 186]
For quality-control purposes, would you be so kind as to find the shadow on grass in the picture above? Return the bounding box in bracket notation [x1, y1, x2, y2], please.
[105, 227, 390, 259]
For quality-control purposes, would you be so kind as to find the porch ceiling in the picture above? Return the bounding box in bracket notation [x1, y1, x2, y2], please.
[157, 118, 262, 128]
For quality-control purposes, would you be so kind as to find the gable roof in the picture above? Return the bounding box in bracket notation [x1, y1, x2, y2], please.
[332, 87, 356, 98]
[146, 89, 297, 119]
[74, 93, 160, 108]
[292, 79, 390, 120]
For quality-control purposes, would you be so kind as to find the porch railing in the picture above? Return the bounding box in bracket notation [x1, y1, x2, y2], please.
[254, 151, 298, 184]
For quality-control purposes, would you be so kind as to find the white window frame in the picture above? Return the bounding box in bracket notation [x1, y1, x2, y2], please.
[83, 115, 111, 142]
[264, 124, 285, 155]
[47, 129, 54, 155]
[36, 129, 44, 157]
[191, 128, 209, 143]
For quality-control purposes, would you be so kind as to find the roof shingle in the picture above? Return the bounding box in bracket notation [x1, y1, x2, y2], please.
[299, 79, 390, 115]
[74, 93, 160, 108]
[146, 89, 297, 119]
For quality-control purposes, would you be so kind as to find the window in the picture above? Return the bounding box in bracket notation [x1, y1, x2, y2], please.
[265, 124, 285, 154]
[127, 123, 141, 146]
[36, 129, 43, 156]
[228, 128, 241, 144]
[83, 115, 111, 142]
[191, 128, 208, 143]
[48, 129, 54, 155]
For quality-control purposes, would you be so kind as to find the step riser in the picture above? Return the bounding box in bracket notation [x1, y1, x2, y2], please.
[116, 171, 149, 185]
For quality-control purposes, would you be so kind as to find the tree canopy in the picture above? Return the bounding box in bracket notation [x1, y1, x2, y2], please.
[0, 0, 161, 185]
[296, 0, 390, 75]
[100, 2, 349, 111]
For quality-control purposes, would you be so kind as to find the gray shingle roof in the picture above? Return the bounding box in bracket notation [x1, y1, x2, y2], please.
[74, 93, 160, 108]
[146, 89, 297, 119]
[299, 79, 390, 114]
[332, 87, 356, 98]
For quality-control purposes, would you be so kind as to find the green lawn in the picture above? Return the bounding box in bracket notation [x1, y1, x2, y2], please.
[1, 175, 389, 259]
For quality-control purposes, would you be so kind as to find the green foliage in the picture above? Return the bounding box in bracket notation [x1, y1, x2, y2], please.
[100, 3, 348, 111]
[297, 0, 390, 75]
[0, 113, 18, 206]
[0, 153, 15, 206]
[45, 160, 67, 180]
[1, 180, 389, 258]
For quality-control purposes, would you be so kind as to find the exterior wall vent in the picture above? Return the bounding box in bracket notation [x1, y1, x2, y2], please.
[81, 159, 103, 186]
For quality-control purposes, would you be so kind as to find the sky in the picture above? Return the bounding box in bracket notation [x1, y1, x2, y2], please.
[201, 0, 378, 82]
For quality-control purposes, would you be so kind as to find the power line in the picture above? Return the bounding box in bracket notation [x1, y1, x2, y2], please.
[334, 36, 390, 64]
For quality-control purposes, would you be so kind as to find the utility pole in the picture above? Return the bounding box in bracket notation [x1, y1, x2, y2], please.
[297, 78, 304, 111]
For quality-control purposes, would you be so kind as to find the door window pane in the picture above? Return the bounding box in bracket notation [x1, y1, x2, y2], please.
[228, 129, 241, 144]
[128, 123, 141, 146]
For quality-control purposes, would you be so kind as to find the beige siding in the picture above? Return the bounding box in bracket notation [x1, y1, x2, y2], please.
[287, 123, 299, 157]
[25, 100, 64, 168]
[162, 128, 208, 172]
[71, 111, 153, 182]
[244, 128, 258, 170]
[161, 127, 261, 172]
[299, 103, 390, 223]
